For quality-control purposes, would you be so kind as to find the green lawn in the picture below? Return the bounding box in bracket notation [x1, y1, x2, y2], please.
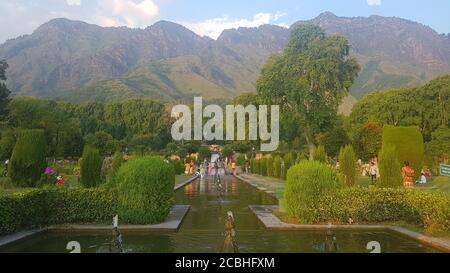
[356, 174, 450, 194]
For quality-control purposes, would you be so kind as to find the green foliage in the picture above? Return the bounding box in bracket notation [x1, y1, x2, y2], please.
[266, 157, 274, 177]
[273, 155, 282, 178]
[284, 152, 297, 173]
[80, 146, 103, 188]
[0, 128, 15, 160]
[259, 158, 268, 176]
[221, 146, 234, 158]
[198, 147, 211, 161]
[257, 24, 360, 159]
[353, 122, 382, 161]
[339, 145, 358, 187]
[169, 160, 185, 175]
[0, 188, 117, 235]
[0, 60, 10, 118]
[115, 156, 175, 224]
[316, 118, 350, 157]
[426, 126, 450, 167]
[236, 155, 246, 166]
[111, 151, 124, 175]
[378, 144, 403, 188]
[9, 129, 47, 187]
[314, 146, 327, 163]
[317, 187, 450, 233]
[166, 142, 178, 154]
[8, 97, 84, 157]
[350, 76, 450, 142]
[382, 125, 424, 180]
[284, 161, 341, 223]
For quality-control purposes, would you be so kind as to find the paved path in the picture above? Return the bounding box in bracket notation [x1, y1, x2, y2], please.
[237, 173, 285, 198]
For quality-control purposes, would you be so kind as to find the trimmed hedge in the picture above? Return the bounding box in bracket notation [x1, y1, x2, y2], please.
[382, 125, 424, 180]
[284, 161, 341, 222]
[378, 144, 403, 188]
[0, 188, 117, 235]
[339, 145, 357, 187]
[80, 146, 103, 188]
[9, 129, 47, 187]
[317, 187, 450, 233]
[115, 156, 175, 225]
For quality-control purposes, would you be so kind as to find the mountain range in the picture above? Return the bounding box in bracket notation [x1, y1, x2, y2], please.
[1, 12, 449, 108]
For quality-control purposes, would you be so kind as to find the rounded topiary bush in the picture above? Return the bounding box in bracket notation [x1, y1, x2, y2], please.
[80, 146, 103, 188]
[9, 129, 47, 187]
[284, 161, 341, 223]
[115, 156, 175, 224]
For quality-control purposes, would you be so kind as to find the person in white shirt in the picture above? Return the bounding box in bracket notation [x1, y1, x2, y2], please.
[416, 172, 427, 184]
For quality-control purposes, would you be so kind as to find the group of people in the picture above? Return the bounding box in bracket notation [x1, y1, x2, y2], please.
[184, 157, 238, 179]
[358, 157, 431, 188]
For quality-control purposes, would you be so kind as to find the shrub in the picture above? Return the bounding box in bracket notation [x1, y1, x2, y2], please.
[259, 158, 268, 176]
[111, 151, 124, 175]
[339, 145, 358, 187]
[284, 152, 295, 172]
[267, 157, 274, 177]
[317, 187, 450, 233]
[115, 156, 175, 224]
[382, 125, 424, 180]
[284, 161, 341, 223]
[273, 155, 282, 178]
[198, 146, 211, 161]
[236, 155, 246, 166]
[170, 160, 185, 175]
[378, 144, 403, 188]
[296, 152, 307, 164]
[80, 146, 103, 188]
[0, 188, 117, 235]
[8, 129, 47, 187]
[315, 146, 327, 163]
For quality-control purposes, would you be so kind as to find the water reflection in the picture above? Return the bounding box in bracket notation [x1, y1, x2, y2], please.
[0, 175, 441, 253]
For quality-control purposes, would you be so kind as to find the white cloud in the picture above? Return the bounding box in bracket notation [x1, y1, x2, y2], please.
[182, 12, 287, 40]
[367, 0, 382, 6]
[95, 0, 159, 28]
[66, 0, 81, 6]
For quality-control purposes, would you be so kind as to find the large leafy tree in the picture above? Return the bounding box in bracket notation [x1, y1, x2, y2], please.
[350, 76, 450, 142]
[0, 60, 11, 118]
[257, 24, 360, 159]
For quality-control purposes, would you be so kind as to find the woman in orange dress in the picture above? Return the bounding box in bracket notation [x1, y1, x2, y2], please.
[401, 162, 415, 188]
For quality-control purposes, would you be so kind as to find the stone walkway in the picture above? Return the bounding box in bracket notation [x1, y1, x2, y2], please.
[236, 173, 285, 198]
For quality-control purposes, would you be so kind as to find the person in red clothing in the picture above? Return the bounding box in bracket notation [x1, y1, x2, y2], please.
[56, 175, 65, 187]
[401, 162, 415, 188]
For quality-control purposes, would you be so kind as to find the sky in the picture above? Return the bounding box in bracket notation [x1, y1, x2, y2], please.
[1, 0, 449, 43]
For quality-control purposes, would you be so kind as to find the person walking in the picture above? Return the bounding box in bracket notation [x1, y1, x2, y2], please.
[369, 161, 379, 185]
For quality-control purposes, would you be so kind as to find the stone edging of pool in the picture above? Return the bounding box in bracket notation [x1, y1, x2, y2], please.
[249, 205, 450, 253]
[0, 176, 199, 249]
[174, 175, 199, 191]
[0, 205, 190, 249]
[235, 174, 278, 197]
